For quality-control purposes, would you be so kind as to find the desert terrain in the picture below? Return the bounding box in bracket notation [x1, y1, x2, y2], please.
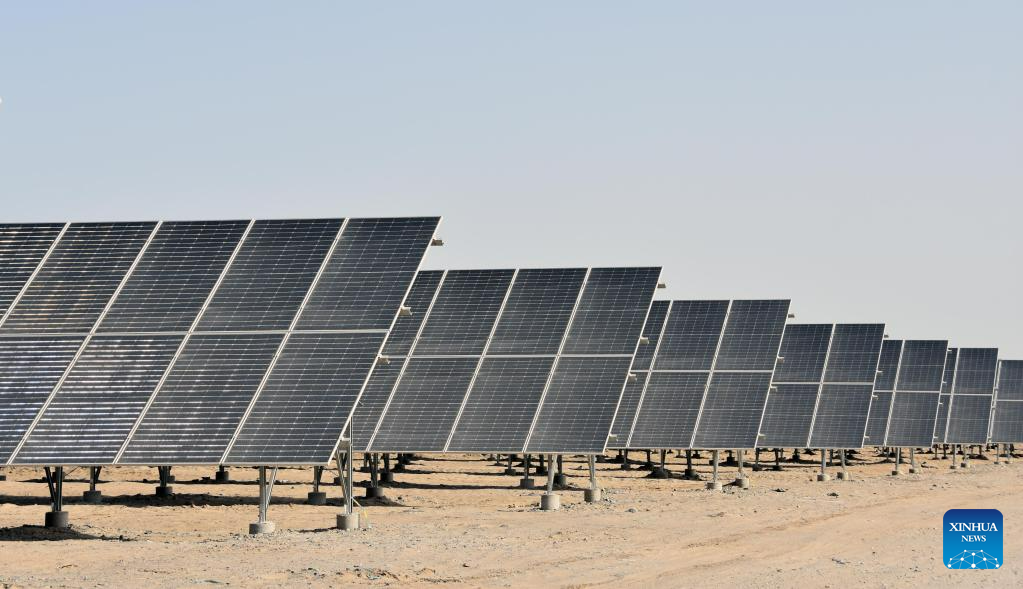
[0, 450, 1018, 588]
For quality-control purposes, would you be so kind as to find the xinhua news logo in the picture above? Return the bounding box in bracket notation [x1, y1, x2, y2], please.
[943, 509, 1003, 570]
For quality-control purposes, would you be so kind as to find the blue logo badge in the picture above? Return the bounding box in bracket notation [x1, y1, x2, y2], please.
[944, 509, 1003, 570]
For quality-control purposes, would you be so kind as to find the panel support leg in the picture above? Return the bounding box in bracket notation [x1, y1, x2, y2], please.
[651, 449, 668, 478]
[382, 454, 394, 484]
[950, 445, 958, 469]
[994, 444, 1002, 465]
[504, 453, 516, 476]
[909, 448, 919, 473]
[249, 466, 277, 534]
[307, 466, 327, 505]
[753, 447, 762, 471]
[734, 450, 749, 488]
[83, 466, 103, 503]
[817, 451, 830, 481]
[706, 450, 722, 491]
[156, 466, 173, 497]
[772, 448, 782, 471]
[584, 455, 601, 502]
[215, 465, 230, 483]
[684, 449, 698, 480]
[366, 453, 384, 498]
[554, 455, 567, 487]
[960, 445, 971, 469]
[620, 449, 632, 470]
[44, 466, 69, 528]
[540, 454, 560, 511]
[336, 445, 360, 529]
[891, 448, 902, 476]
[836, 449, 849, 480]
[519, 454, 534, 489]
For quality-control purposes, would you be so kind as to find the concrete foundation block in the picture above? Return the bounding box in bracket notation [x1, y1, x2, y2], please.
[215, 470, 230, 483]
[706, 481, 722, 491]
[816, 473, 830, 482]
[958, 463, 970, 469]
[45, 511, 69, 529]
[836, 471, 849, 480]
[307, 491, 327, 505]
[365, 486, 385, 499]
[503, 467, 518, 476]
[381, 471, 395, 484]
[584, 488, 602, 503]
[249, 521, 275, 535]
[155, 485, 173, 498]
[0, 473, 6, 481]
[735, 477, 751, 489]
[890, 470, 900, 477]
[554, 474, 568, 487]
[683, 468, 700, 481]
[82, 490, 103, 504]
[337, 513, 360, 530]
[518, 478, 535, 489]
[909, 467, 918, 474]
[540, 493, 561, 511]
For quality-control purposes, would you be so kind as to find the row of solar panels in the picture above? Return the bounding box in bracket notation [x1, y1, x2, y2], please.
[0, 218, 1020, 468]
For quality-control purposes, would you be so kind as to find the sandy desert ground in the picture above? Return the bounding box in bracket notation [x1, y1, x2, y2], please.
[0, 449, 1018, 588]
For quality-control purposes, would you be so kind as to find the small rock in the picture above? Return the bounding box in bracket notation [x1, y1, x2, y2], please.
[626, 508, 638, 513]
[827, 492, 839, 497]
[772, 488, 786, 493]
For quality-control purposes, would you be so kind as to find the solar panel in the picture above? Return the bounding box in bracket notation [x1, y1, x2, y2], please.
[759, 324, 833, 448]
[991, 360, 1023, 443]
[615, 299, 790, 450]
[2, 217, 440, 467]
[864, 339, 902, 446]
[807, 324, 885, 448]
[362, 266, 659, 455]
[933, 349, 958, 442]
[607, 300, 668, 444]
[16, 335, 182, 464]
[884, 340, 949, 447]
[1, 223, 157, 333]
[943, 348, 998, 445]
[0, 223, 65, 319]
[0, 337, 84, 463]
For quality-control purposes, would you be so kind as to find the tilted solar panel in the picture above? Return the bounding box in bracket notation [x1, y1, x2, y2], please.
[0, 223, 65, 318]
[884, 340, 948, 447]
[806, 324, 885, 449]
[943, 348, 997, 445]
[2, 217, 440, 466]
[759, 324, 833, 448]
[863, 339, 902, 446]
[933, 349, 958, 442]
[991, 360, 1023, 443]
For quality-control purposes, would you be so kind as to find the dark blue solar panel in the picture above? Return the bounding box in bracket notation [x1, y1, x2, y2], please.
[692, 372, 774, 448]
[368, 357, 479, 452]
[758, 383, 819, 447]
[864, 391, 892, 446]
[626, 372, 707, 449]
[561, 267, 661, 355]
[773, 324, 832, 383]
[413, 270, 514, 356]
[630, 301, 669, 371]
[0, 336, 84, 463]
[195, 219, 341, 331]
[941, 350, 958, 394]
[526, 356, 634, 454]
[952, 348, 998, 395]
[119, 333, 283, 464]
[713, 300, 790, 371]
[823, 324, 885, 383]
[997, 360, 1023, 401]
[295, 217, 439, 330]
[653, 300, 728, 371]
[349, 361, 404, 451]
[99, 221, 249, 332]
[486, 268, 586, 355]
[446, 357, 555, 452]
[15, 335, 182, 464]
[808, 384, 874, 448]
[895, 340, 948, 392]
[226, 332, 386, 463]
[382, 271, 443, 356]
[0, 223, 64, 318]
[2, 223, 156, 333]
[885, 392, 940, 447]
[874, 340, 903, 391]
[608, 375, 647, 446]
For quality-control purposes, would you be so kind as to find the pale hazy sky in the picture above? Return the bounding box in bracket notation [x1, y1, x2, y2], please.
[1, 3, 1020, 355]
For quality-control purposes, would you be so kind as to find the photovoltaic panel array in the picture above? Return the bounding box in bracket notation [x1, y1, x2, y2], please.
[990, 360, 1023, 444]
[940, 348, 997, 445]
[1, 217, 440, 467]
[611, 299, 790, 450]
[882, 339, 949, 447]
[759, 324, 833, 448]
[356, 267, 660, 454]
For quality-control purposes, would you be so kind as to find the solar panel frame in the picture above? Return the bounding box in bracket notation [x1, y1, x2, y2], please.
[758, 324, 834, 448]
[991, 360, 1023, 443]
[940, 348, 997, 445]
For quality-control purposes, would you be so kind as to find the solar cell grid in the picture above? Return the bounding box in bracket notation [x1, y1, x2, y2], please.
[630, 301, 669, 371]
[823, 324, 886, 383]
[772, 324, 832, 384]
[713, 300, 789, 371]
[561, 267, 661, 355]
[1, 222, 157, 333]
[413, 270, 514, 356]
[653, 300, 728, 371]
[487, 268, 587, 356]
[0, 223, 65, 319]
[808, 384, 875, 448]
